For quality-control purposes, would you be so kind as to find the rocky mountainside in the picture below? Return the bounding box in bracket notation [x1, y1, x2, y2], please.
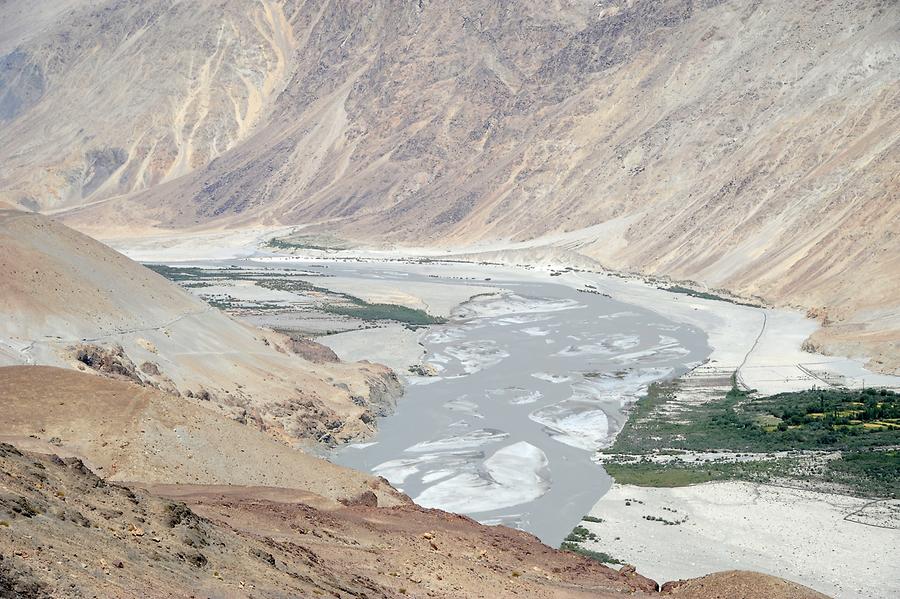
[0, 0, 294, 211]
[0, 209, 401, 446]
[1, 0, 897, 369]
[0, 439, 829, 598]
[0, 438, 657, 599]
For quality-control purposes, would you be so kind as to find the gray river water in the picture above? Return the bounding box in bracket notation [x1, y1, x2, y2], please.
[297, 262, 713, 545]
[197, 259, 710, 544]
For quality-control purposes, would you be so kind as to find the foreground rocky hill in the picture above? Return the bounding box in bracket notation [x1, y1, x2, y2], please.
[0, 209, 400, 445]
[0, 439, 652, 599]
[0, 367, 831, 598]
[0, 366, 405, 504]
[1, 0, 897, 371]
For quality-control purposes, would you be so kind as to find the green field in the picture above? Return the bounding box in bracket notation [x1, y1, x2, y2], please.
[604, 377, 899, 497]
[611, 379, 899, 454]
[322, 298, 445, 326]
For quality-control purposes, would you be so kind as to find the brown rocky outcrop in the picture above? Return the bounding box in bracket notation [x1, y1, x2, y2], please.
[72, 343, 142, 383]
[280, 336, 340, 364]
[661, 570, 830, 598]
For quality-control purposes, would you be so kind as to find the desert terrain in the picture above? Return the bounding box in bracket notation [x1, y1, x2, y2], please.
[586, 481, 899, 599]
[0, 210, 849, 597]
[0, 434, 827, 598]
[2, 1, 898, 597]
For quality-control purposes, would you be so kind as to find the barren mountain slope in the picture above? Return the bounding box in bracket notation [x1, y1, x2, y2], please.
[2, 0, 898, 370]
[0, 440, 831, 598]
[0, 209, 401, 445]
[0, 0, 294, 211]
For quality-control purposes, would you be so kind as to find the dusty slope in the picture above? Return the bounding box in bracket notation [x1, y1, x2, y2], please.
[2, 0, 897, 369]
[0, 442, 830, 598]
[0, 209, 401, 445]
[0, 365, 404, 506]
[0, 0, 294, 210]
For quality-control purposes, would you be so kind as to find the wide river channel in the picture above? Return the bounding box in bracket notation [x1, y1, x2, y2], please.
[199, 259, 711, 545]
[306, 262, 711, 545]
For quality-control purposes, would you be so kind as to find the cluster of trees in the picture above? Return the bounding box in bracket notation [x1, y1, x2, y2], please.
[766, 388, 898, 430]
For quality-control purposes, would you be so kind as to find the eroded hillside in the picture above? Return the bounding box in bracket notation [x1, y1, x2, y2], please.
[0, 0, 294, 209]
[0, 444, 834, 598]
[0, 209, 401, 445]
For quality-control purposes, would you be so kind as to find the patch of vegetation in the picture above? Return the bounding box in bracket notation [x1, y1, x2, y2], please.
[643, 514, 686, 525]
[559, 542, 622, 565]
[604, 459, 798, 488]
[179, 281, 213, 288]
[254, 278, 331, 294]
[267, 234, 353, 252]
[611, 380, 899, 455]
[146, 264, 448, 326]
[146, 264, 305, 286]
[661, 285, 759, 307]
[747, 387, 900, 440]
[826, 450, 900, 498]
[606, 375, 899, 497]
[322, 296, 446, 326]
[564, 525, 598, 543]
[581, 515, 603, 523]
[560, 523, 625, 565]
[146, 264, 212, 281]
[204, 296, 285, 311]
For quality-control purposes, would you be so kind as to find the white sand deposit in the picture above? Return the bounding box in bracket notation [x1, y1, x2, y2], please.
[414, 441, 551, 513]
[443, 340, 510, 374]
[585, 482, 900, 599]
[452, 293, 582, 319]
[294, 275, 498, 318]
[528, 401, 610, 451]
[318, 324, 425, 374]
[109, 226, 291, 262]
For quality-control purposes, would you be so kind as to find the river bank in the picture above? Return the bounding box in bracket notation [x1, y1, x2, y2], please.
[114, 235, 900, 598]
[583, 481, 899, 599]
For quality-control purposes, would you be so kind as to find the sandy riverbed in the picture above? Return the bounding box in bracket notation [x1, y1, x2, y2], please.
[320, 324, 426, 374]
[250, 254, 899, 392]
[584, 482, 899, 599]
[110, 231, 899, 393]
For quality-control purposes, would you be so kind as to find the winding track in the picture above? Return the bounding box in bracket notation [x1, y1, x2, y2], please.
[736, 309, 767, 391]
[5, 306, 215, 365]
